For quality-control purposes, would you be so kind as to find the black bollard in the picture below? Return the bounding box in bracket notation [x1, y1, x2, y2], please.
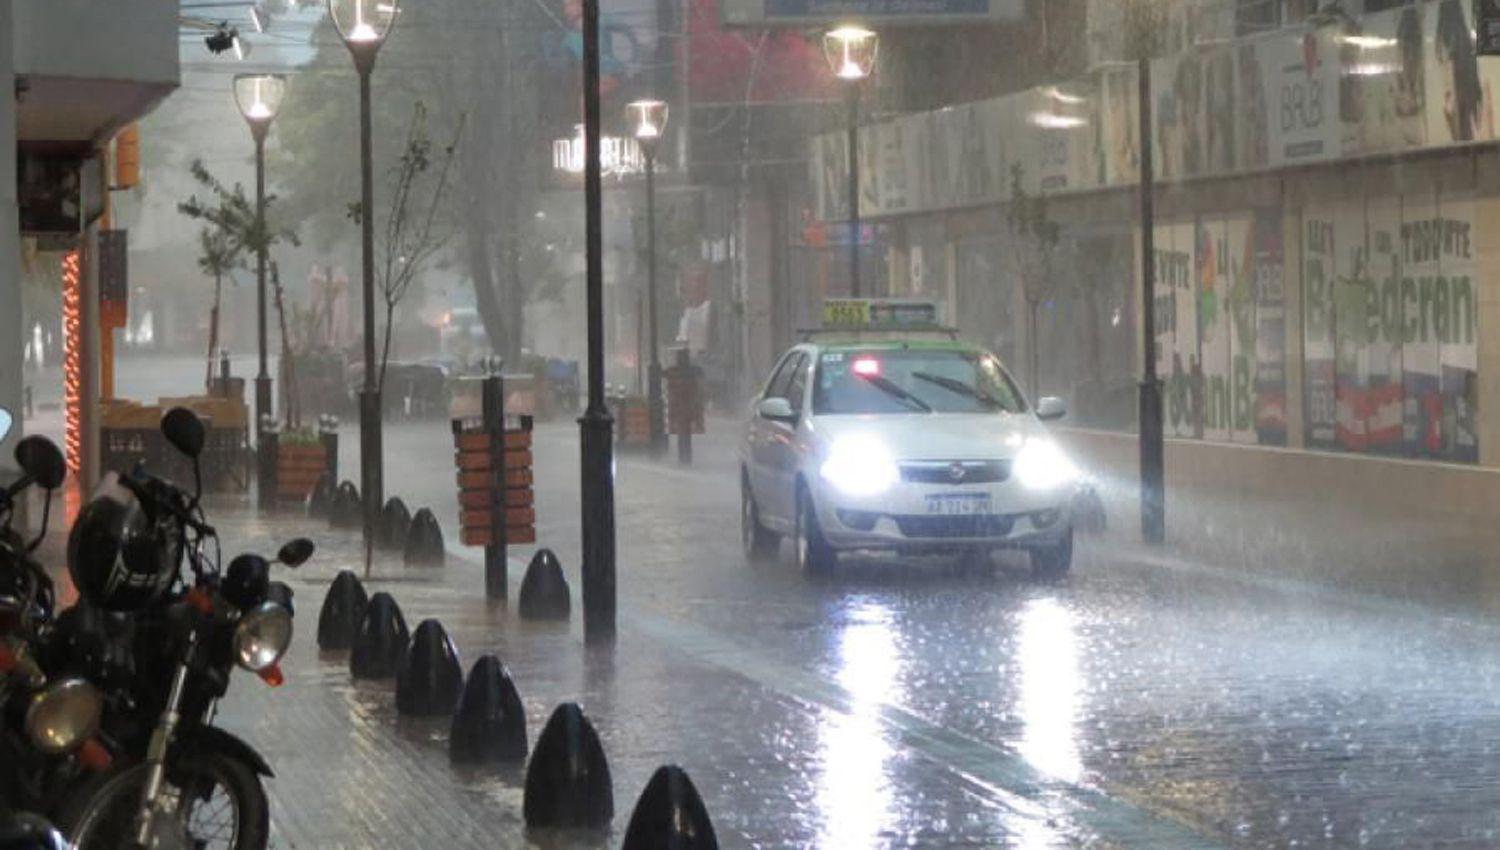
[379, 497, 413, 552]
[330, 480, 361, 529]
[518, 549, 570, 621]
[395, 619, 463, 716]
[403, 507, 446, 567]
[350, 592, 410, 679]
[523, 703, 613, 829]
[449, 655, 527, 764]
[317, 570, 369, 651]
[621, 765, 719, 850]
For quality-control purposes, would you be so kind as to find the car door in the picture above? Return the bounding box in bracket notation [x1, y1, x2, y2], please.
[747, 351, 801, 526]
[761, 351, 809, 526]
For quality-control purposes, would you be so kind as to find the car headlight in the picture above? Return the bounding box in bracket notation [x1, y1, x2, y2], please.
[820, 435, 899, 497]
[26, 678, 102, 754]
[1013, 439, 1078, 490]
[233, 601, 293, 672]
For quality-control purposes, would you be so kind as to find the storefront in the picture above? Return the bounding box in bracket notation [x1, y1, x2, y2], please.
[810, 0, 1500, 467]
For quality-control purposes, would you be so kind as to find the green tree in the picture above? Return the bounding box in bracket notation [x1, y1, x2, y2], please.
[178, 160, 300, 412]
[271, 0, 552, 362]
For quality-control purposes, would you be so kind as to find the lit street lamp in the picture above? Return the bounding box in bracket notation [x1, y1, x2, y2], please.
[628, 98, 668, 454]
[329, 0, 397, 550]
[233, 72, 286, 509]
[823, 25, 877, 298]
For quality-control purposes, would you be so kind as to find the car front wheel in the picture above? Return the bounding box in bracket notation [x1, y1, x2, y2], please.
[742, 479, 780, 561]
[794, 484, 836, 575]
[1029, 528, 1074, 580]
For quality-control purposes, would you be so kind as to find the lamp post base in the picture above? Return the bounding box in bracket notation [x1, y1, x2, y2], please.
[359, 389, 384, 552]
[647, 364, 666, 456]
[255, 374, 273, 509]
[1138, 378, 1165, 545]
[579, 406, 616, 644]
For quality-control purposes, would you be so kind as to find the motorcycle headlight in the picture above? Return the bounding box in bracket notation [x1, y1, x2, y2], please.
[233, 601, 293, 672]
[26, 678, 102, 754]
[820, 435, 899, 497]
[1013, 439, 1078, 490]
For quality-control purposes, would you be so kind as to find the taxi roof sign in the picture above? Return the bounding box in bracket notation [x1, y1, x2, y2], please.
[822, 298, 944, 331]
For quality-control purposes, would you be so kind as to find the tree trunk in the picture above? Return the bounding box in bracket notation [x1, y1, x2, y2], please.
[205, 273, 222, 391]
[467, 221, 507, 362]
[272, 265, 299, 428]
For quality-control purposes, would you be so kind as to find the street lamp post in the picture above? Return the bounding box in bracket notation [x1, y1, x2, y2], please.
[1137, 55, 1164, 544]
[823, 26, 877, 298]
[329, 0, 397, 551]
[580, 0, 616, 644]
[628, 99, 668, 455]
[233, 73, 286, 509]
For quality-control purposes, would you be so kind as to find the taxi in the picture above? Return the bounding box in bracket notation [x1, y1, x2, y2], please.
[740, 299, 1077, 577]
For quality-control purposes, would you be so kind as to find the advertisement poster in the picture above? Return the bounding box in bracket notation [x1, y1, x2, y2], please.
[1266, 28, 1340, 166]
[1424, 0, 1498, 145]
[1251, 210, 1287, 446]
[1400, 192, 1443, 456]
[1433, 196, 1479, 461]
[1100, 64, 1139, 187]
[1237, 40, 1271, 172]
[1203, 47, 1237, 176]
[1154, 223, 1196, 437]
[1222, 214, 1257, 444]
[1332, 201, 1368, 451]
[1340, 4, 1427, 156]
[1303, 206, 1339, 449]
[1197, 217, 1231, 443]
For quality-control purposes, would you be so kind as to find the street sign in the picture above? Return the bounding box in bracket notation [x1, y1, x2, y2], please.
[1479, 0, 1500, 56]
[721, 0, 1020, 27]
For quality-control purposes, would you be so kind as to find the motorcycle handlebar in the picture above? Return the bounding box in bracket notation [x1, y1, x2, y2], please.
[118, 471, 216, 539]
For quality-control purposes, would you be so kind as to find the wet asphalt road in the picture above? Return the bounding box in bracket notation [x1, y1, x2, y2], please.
[31, 356, 1500, 847]
[346, 415, 1500, 850]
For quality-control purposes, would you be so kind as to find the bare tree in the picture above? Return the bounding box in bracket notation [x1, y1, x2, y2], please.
[1005, 163, 1061, 400]
[356, 102, 463, 396]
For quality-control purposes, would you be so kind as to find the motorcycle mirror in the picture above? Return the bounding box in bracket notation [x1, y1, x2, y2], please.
[277, 537, 315, 567]
[161, 407, 206, 460]
[0, 407, 11, 444]
[15, 436, 66, 490]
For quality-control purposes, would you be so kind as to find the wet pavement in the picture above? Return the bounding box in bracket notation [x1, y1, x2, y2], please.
[24, 357, 1500, 848]
[166, 415, 1500, 850]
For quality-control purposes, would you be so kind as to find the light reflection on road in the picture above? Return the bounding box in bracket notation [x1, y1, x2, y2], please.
[1016, 596, 1083, 785]
[816, 599, 897, 847]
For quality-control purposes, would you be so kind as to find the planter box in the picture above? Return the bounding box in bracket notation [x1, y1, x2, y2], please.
[276, 443, 328, 501]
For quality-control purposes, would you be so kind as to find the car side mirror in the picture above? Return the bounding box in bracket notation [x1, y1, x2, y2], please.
[757, 397, 796, 423]
[1035, 396, 1067, 421]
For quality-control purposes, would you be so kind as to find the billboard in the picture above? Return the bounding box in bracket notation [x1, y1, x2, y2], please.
[721, 0, 1021, 27]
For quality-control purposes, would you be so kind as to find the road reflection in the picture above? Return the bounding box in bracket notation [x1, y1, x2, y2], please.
[1016, 596, 1083, 785]
[816, 599, 897, 847]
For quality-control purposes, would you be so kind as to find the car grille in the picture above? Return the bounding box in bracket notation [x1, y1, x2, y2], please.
[894, 514, 1016, 539]
[899, 460, 1010, 485]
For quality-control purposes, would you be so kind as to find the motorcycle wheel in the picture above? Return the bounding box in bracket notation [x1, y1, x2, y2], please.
[56, 751, 268, 850]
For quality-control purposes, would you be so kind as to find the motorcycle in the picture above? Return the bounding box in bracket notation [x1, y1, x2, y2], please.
[0, 412, 115, 817]
[51, 408, 312, 850]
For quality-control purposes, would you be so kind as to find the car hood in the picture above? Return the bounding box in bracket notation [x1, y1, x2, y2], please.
[809, 412, 1047, 461]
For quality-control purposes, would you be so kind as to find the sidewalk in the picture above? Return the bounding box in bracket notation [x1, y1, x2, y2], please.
[207, 502, 1165, 850]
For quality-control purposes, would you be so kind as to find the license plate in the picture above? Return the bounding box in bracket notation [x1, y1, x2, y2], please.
[925, 493, 992, 515]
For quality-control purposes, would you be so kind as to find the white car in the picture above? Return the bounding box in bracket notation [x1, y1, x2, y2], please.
[739, 334, 1077, 577]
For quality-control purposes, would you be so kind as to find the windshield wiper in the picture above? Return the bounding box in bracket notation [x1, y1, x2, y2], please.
[856, 373, 932, 412]
[911, 371, 1008, 411]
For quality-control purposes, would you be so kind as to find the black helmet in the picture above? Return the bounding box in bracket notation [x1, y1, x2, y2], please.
[67, 474, 180, 613]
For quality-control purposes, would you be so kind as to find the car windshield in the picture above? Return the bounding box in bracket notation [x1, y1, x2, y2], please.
[812, 348, 1026, 415]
